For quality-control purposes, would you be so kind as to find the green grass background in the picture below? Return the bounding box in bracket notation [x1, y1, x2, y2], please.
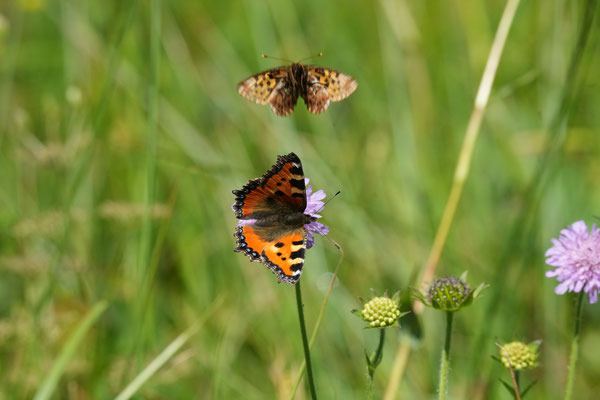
[1, 0, 599, 398]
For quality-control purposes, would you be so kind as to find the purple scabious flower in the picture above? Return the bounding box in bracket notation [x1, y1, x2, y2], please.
[304, 178, 329, 249]
[545, 220, 600, 304]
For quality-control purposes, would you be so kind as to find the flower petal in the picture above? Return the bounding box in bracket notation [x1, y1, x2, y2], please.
[306, 221, 329, 236]
[555, 281, 570, 295]
[301, 176, 329, 248]
[588, 290, 598, 304]
[310, 189, 327, 202]
[306, 231, 315, 249]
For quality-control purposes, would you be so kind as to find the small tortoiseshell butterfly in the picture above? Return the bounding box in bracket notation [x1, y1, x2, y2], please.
[237, 56, 358, 117]
[232, 153, 319, 284]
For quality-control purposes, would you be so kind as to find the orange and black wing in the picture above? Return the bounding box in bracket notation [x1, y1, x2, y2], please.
[237, 66, 298, 116]
[232, 153, 309, 284]
[303, 65, 357, 114]
[234, 225, 307, 284]
[232, 152, 306, 220]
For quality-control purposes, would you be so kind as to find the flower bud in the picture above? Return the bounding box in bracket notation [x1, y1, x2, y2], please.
[427, 277, 471, 312]
[498, 341, 539, 370]
[352, 292, 406, 329]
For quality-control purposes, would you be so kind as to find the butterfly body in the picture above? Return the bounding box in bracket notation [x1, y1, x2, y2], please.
[232, 153, 314, 284]
[241, 201, 315, 242]
[237, 62, 357, 116]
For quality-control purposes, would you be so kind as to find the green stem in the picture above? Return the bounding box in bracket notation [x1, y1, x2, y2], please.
[438, 312, 454, 400]
[295, 281, 318, 400]
[564, 291, 585, 400]
[289, 238, 344, 400]
[367, 328, 386, 400]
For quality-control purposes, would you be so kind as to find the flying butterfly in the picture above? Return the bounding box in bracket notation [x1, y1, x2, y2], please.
[237, 54, 358, 116]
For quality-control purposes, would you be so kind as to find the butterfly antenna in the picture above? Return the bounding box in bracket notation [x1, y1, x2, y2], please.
[313, 190, 340, 214]
[298, 52, 324, 62]
[261, 54, 293, 63]
[324, 236, 342, 251]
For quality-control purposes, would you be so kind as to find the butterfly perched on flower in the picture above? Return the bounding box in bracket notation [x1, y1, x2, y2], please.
[237, 55, 358, 116]
[232, 153, 329, 284]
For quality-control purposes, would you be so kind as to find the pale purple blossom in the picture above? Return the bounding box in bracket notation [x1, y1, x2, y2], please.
[545, 220, 600, 304]
[304, 178, 329, 249]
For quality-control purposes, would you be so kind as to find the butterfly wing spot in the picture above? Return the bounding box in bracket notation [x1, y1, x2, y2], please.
[268, 78, 299, 116]
[261, 158, 306, 207]
[232, 153, 306, 218]
[237, 67, 289, 105]
[306, 66, 357, 103]
[303, 83, 331, 114]
[261, 230, 307, 284]
[232, 177, 265, 219]
[233, 210, 307, 284]
[234, 225, 269, 262]
[237, 77, 275, 104]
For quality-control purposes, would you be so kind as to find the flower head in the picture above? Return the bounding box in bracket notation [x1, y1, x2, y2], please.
[303, 178, 329, 249]
[427, 277, 471, 311]
[497, 341, 540, 371]
[352, 291, 406, 328]
[545, 220, 600, 304]
[412, 273, 487, 312]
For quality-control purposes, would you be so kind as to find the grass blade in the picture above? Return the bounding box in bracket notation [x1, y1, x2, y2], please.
[33, 301, 109, 400]
[114, 325, 197, 400]
[114, 296, 224, 400]
[384, 0, 522, 397]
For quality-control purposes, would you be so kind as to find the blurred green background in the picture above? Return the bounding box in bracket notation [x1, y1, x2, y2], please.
[1, 0, 599, 398]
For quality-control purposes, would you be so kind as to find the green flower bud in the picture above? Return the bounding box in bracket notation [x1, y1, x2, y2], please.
[352, 292, 407, 329]
[427, 277, 471, 311]
[499, 341, 539, 370]
[411, 272, 488, 312]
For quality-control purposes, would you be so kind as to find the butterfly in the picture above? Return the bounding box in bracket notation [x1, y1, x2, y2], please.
[232, 153, 316, 284]
[237, 60, 358, 116]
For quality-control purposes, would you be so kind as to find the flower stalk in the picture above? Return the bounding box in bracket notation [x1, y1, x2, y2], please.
[438, 311, 454, 400]
[353, 292, 406, 400]
[295, 281, 318, 400]
[412, 274, 487, 400]
[366, 329, 386, 400]
[564, 291, 584, 400]
[289, 239, 344, 400]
